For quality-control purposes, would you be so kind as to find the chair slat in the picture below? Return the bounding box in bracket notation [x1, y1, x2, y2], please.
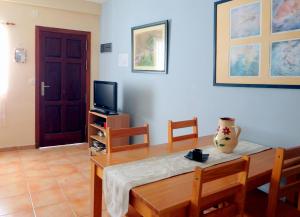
[284, 156, 300, 169]
[284, 146, 300, 160]
[202, 159, 247, 183]
[172, 134, 197, 142]
[110, 126, 148, 138]
[279, 180, 300, 198]
[171, 119, 197, 129]
[282, 164, 300, 178]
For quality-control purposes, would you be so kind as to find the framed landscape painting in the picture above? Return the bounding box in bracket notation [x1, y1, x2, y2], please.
[132, 20, 168, 73]
[214, 0, 300, 88]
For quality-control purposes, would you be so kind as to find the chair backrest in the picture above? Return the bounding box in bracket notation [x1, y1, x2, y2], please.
[189, 156, 250, 217]
[168, 117, 198, 144]
[267, 146, 300, 217]
[106, 124, 150, 153]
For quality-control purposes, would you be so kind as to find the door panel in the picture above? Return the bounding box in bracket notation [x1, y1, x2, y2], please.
[45, 37, 62, 57]
[65, 105, 81, 132]
[37, 28, 87, 147]
[66, 39, 82, 58]
[44, 62, 61, 101]
[44, 106, 61, 133]
[65, 63, 81, 100]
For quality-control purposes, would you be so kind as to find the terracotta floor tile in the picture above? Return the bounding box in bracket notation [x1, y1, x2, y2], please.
[0, 182, 28, 199]
[0, 194, 32, 216]
[27, 177, 59, 193]
[47, 158, 71, 166]
[74, 161, 90, 172]
[31, 187, 66, 208]
[0, 163, 22, 175]
[69, 198, 90, 217]
[56, 173, 87, 188]
[62, 181, 90, 201]
[65, 148, 87, 155]
[66, 154, 89, 164]
[24, 168, 53, 179]
[0, 209, 35, 217]
[19, 150, 45, 162]
[35, 203, 75, 217]
[0, 144, 91, 217]
[44, 151, 66, 161]
[22, 160, 49, 170]
[79, 169, 91, 180]
[0, 173, 25, 187]
[0, 155, 20, 166]
[49, 164, 78, 176]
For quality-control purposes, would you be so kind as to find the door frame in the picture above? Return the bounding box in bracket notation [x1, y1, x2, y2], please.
[35, 26, 91, 148]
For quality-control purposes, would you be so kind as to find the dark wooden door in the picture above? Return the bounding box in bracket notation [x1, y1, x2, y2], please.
[36, 27, 89, 147]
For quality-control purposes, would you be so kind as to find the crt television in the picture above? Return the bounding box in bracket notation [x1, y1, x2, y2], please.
[93, 81, 118, 114]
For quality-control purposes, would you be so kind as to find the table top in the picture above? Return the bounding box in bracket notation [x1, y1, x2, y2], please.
[91, 135, 276, 215]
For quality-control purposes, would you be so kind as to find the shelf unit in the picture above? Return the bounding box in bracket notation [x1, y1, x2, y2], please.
[88, 111, 130, 155]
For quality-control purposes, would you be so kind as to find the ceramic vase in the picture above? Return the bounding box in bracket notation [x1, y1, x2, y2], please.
[214, 117, 241, 153]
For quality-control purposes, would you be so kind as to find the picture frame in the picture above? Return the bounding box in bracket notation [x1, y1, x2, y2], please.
[214, 0, 300, 89]
[131, 20, 169, 74]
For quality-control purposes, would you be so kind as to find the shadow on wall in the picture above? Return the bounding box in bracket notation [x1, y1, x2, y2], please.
[122, 82, 154, 127]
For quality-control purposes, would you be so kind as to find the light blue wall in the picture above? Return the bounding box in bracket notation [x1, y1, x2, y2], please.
[99, 0, 300, 147]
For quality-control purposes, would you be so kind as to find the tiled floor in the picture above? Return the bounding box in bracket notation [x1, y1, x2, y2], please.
[0, 144, 108, 217]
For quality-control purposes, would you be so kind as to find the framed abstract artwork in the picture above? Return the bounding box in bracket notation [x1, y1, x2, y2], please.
[214, 0, 300, 88]
[131, 20, 168, 74]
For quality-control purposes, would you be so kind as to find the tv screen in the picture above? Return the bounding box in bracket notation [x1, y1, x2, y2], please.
[94, 81, 117, 113]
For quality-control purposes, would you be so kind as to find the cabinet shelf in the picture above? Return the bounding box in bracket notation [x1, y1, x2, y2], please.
[90, 124, 106, 132]
[90, 135, 106, 144]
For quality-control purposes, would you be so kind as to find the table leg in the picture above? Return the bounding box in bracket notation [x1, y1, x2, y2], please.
[91, 161, 102, 217]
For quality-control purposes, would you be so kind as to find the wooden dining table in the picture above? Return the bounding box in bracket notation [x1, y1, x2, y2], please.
[90, 135, 276, 217]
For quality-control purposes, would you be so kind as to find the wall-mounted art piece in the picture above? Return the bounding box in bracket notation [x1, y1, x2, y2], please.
[230, 2, 261, 39]
[214, 0, 300, 88]
[230, 44, 260, 76]
[272, 0, 300, 33]
[132, 20, 168, 74]
[271, 39, 300, 76]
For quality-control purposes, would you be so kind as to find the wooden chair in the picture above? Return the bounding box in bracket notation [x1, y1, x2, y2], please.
[189, 156, 250, 217]
[245, 147, 300, 217]
[168, 117, 198, 144]
[106, 124, 149, 154]
[106, 125, 149, 217]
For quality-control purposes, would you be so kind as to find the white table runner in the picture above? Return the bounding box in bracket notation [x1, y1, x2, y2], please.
[103, 141, 270, 217]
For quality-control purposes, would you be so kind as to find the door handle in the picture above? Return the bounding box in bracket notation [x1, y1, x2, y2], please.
[41, 82, 51, 96]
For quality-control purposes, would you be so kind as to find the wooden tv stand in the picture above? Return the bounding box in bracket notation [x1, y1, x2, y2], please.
[88, 111, 130, 155]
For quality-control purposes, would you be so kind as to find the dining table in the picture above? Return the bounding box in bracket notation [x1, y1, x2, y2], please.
[90, 135, 276, 217]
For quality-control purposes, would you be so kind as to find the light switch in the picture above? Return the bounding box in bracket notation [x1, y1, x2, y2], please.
[118, 53, 129, 67]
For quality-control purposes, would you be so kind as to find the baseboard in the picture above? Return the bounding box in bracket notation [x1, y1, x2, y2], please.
[0, 145, 36, 152]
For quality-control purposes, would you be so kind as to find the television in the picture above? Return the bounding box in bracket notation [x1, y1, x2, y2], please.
[93, 81, 118, 114]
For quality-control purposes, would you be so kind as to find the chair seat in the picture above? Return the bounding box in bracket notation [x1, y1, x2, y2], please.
[245, 189, 300, 217]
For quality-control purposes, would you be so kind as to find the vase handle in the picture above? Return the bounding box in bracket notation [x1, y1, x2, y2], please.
[234, 126, 241, 138]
